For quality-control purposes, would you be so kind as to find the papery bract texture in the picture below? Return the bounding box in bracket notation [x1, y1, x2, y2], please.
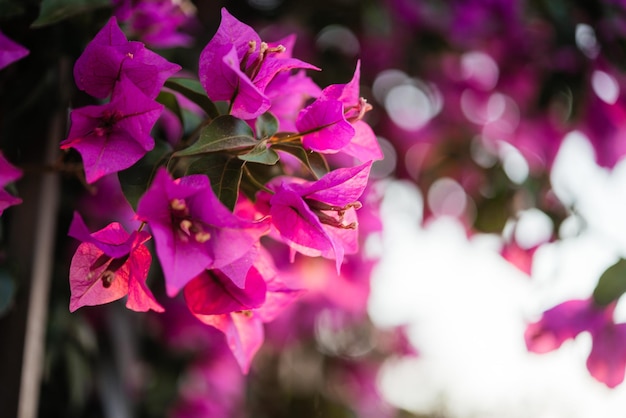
[184, 269, 267, 316]
[68, 212, 163, 312]
[73, 16, 181, 99]
[296, 61, 381, 160]
[259, 162, 372, 272]
[136, 168, 269, 296]
[60, 76, 163, 184]
[198, 8, 318, 119]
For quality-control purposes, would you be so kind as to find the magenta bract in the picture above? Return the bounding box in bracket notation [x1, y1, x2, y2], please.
[68, 212, 163, 312]
[198, 8, 318, 119]
[60, 76, 163, 184]
[136, 168, 269, 297]
[73, 16, 181, 99]
[0, 30, 28, 70]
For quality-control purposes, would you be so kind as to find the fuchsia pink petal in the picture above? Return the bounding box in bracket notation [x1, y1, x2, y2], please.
[341, 121, 384, 162]
[136, 168, 269, 297]
[524, 299, 610, 353]
[184, 268, 266, 316]
[587, 323, 626, 388]
[69, 211, 134, 258]
[296, 61, 380, 156]
[199, 8, 317, 119]
[60, 76, 163, 184]
[194, 311, 264, 374]
[262, 162, 371, 272]
[73, 16, 181, 99]
[290, 162, 372, 206]
[297, 100, 355, 152]
[0, 30, 29, 70]
[265, 70, 322, 132]
[68, 216, 163, 313]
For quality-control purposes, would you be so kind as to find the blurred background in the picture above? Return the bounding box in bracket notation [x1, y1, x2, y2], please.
[3, 0, 626, 417]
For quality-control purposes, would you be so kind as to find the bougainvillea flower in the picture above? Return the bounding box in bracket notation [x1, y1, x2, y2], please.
[258, 162, 371, 272]
[263, 35, 322, 131]
[296, 61, 381, 160]
[198, 8, 318, 119]
[586, 322, 626, 388]
[61, 76, 163, 184]
[68, 212, 163, 313]
[136, 168, 269, 296]
[0, 30, 29, 70]
[73, 16, 181, 99]
[191, 251, 302, 373]
[0, 151, 22, 215]
[184, 269, 267, 316]
[113, 0, 198, 48]
[524, 298, 611, 353]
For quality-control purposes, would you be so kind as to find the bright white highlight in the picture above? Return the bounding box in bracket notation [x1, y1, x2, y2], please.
[370, 134, 626, 417]
[592, 70, 619, 104]
[461, 51, 499, 90]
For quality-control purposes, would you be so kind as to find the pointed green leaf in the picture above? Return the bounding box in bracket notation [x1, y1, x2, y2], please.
[593, 258, 626, 306]
[273, 142, 329, 179]
[255, 112, 278, 139]
[186, 154, 243, 211]
[31, 0, 110, 27]
[173, 115, 257, 158]
[118, 140, 172, 211]
[238, 142, 280, 165]
[164, 78, 219, 119]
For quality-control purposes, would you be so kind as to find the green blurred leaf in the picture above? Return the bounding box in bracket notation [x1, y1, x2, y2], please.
[0, 0, 25, 19]
[156, 90, 183, 123]
[173, 115, 257, 158]
[255, 112, 278, 139]
[273, 142, 329, 179]
[593, 258, 626, 306]
[186, 154, 243, 211]
[0, 270, 15, 317]
[31, 0, 110, 27]
[164, 78, 219, 119]
[118, 140, 172, 211]
[238, 142, 280, 165]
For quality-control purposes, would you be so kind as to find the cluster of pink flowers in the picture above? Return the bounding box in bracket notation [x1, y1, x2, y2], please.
[61, 8, 384, 374]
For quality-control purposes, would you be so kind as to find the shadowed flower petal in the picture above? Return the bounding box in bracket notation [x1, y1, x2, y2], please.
[0, 31, 28, 70]
[68, 213, 163, 313]
[60, 76, 163, 184]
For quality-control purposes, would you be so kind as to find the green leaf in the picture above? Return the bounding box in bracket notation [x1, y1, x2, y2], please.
[164, 78, 219, 119]
[118, 140, 172, 211]
[0, 270, 15, 317]
[186, 154, 243, 211]
[156, 90, 183, 124]
[0, 0, 25, 20]
[593, 258, 626, 306]
[173, 115, 257, 158]
[255, 112, 278, 139]
[31, 0, 110, 27]
[273, 142, 329, 179]
[238, 142, 280, 165]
